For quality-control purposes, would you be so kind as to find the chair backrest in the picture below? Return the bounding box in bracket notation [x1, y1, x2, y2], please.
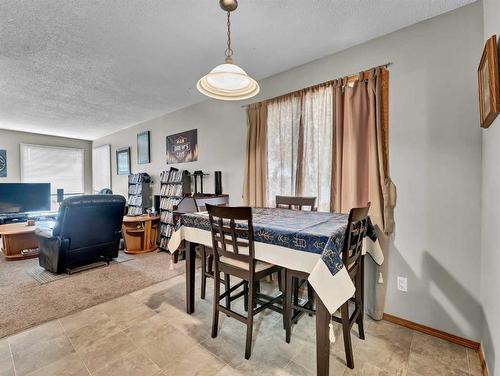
[53, 195, 126, 250]
[342, 203, 371, 281]
[275, 195, 317, 211]
[98, 188, 113, 195]
[206, 204, 255, 272]
[195, 196, 228, 212]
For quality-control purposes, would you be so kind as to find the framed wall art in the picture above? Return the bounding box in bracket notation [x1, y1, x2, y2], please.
[0, 150, 6, 177]
[478, 35, 500, 128]
[116, 147, 131, 175]
[137, 131, 151, 164]
[166, 129, 198, 164]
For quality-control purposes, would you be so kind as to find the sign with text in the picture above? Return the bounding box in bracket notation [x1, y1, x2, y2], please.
[166, 129, 198, 164]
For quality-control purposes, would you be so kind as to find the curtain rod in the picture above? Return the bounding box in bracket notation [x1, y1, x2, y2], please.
[241, 62, 393, 108]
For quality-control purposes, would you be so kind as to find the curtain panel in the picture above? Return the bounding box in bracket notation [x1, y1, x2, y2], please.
[243, 103, 268, 207]
[243, 67, 396, 319]
[266, 89, 333, 211]
[330, 68, 396, 319]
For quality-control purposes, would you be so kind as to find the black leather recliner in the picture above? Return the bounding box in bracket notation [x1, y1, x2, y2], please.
[35, 195, 126, 274]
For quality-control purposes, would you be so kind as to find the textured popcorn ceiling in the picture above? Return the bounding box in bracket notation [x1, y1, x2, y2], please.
[0, 0, 475, 140]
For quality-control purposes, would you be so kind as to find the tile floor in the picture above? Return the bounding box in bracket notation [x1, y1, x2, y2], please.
[0, 274, 483, 376]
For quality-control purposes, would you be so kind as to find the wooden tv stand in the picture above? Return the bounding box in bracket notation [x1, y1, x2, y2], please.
[0, 222, 39, 260]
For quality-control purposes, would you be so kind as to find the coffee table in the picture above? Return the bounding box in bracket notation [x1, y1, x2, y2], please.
[0, 221, 54, 260]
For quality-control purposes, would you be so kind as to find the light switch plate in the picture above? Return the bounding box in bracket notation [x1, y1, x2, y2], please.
[397, 276, 408, 292]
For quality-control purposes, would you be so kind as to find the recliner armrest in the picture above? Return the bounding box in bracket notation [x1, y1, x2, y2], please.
[36, 229, 71, 274]
[34, 228, 56, 240]
[35, 228, 62, 254]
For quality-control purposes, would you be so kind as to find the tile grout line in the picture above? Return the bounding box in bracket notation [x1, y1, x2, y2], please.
[113, 296, 191, 374]
[191, 342, 230, 373]
[119, 318, 165, 373]
[121, 297, 229, 375]
[405, 327, 416, 375]
[87, 305, 147, 375]
[62, 304, 151, 376]
[7, 337, 17, 376]
[59, 318, 93, 376]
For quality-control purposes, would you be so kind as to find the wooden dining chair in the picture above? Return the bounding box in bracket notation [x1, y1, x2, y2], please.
[275, 195, 317, 211]
[276, 195, 317, 324]
[199, 200, 228, 300]
[284, 203, 371, 369]
[207, 204, 284, 359]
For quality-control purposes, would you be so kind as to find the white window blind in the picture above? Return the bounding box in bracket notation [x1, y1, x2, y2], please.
[92, 144, 111, 193]
[20, 144, 85, 195]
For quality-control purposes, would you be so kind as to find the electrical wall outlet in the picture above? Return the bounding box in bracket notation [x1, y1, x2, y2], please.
[397, 276, 408, 292]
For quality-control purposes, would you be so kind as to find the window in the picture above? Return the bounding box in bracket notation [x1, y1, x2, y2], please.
[92, 144, 111, 193]
[266, 86, 333, 211]
[20, 144, 85, 195]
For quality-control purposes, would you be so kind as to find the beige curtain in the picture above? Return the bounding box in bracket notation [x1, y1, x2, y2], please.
[266, 87, 333, 211]
[330, 69, 396, 320]
[299, 87, 333, 211]
[243, 67, 396, 319]
[266, 96, 301, 206]
[243, 103, 268, 207]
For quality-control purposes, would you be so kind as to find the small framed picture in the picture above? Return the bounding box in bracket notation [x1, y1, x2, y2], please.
[0, 149, 6, 177]
[137, 131, 151, 164]
[116, 147, 131, 175]
[478, 35, 500, 128]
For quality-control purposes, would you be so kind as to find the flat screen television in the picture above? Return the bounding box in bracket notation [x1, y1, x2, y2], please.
[0, 183, 51, 215]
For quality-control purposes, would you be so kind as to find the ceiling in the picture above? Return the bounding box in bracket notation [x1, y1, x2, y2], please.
[0, 0, 475, 140]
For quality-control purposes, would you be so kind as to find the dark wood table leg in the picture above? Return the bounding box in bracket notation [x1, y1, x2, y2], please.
[185, 241, 196, 314]
[315, 292, 330, 376]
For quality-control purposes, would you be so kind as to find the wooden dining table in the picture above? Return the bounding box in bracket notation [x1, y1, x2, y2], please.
[168, 208, 383, 376]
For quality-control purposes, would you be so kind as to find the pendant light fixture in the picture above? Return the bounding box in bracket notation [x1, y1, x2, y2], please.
[197, 0, 260, 101]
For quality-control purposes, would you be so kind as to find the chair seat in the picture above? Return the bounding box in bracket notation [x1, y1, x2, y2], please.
[220, 256, 276, 273]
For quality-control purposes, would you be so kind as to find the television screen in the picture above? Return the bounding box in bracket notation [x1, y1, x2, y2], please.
[0, 183, 51, 214]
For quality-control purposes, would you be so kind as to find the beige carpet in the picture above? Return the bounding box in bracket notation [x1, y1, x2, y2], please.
[0, 251, 185, 338]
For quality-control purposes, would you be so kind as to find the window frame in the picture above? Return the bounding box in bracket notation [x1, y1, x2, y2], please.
[92, 144, 111, 194]
[20, 143, 85, 195]
[262, 67, 389, 211]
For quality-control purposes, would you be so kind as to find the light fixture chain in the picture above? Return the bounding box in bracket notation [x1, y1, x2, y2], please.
[225, 11, 233, 58]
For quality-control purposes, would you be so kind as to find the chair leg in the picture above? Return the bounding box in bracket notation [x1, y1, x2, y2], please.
[207, 254, 213, 274]
[356, 257, 365, 340]
[211, 268, 220, 339]
[277, 271, 283, 292]
[245, 280, 255, 359]
[224, 273, 231, 311]
[243, 281, 249, 312]
[281, 270, 286, 330]
[285, 270, 293, 343]
[341, 302, 354, 369]
[292, 277, 300, 323]
[253, 281, 260, 309]
[356, 296, 365, 340]
[307, 281, 314, 317]
[200, 246, 207, 300]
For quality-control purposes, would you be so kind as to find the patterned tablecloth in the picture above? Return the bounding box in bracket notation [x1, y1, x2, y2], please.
[168, 208, 383, 315]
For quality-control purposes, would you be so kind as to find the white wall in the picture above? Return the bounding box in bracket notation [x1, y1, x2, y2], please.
[480, 0, 500, 373]
[93, 101, 246, 199]
[94, 3, 483, 340]
[0, 129, 92, 194]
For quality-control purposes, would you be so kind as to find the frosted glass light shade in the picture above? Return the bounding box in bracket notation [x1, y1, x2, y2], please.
[197, 63, 260, 101]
